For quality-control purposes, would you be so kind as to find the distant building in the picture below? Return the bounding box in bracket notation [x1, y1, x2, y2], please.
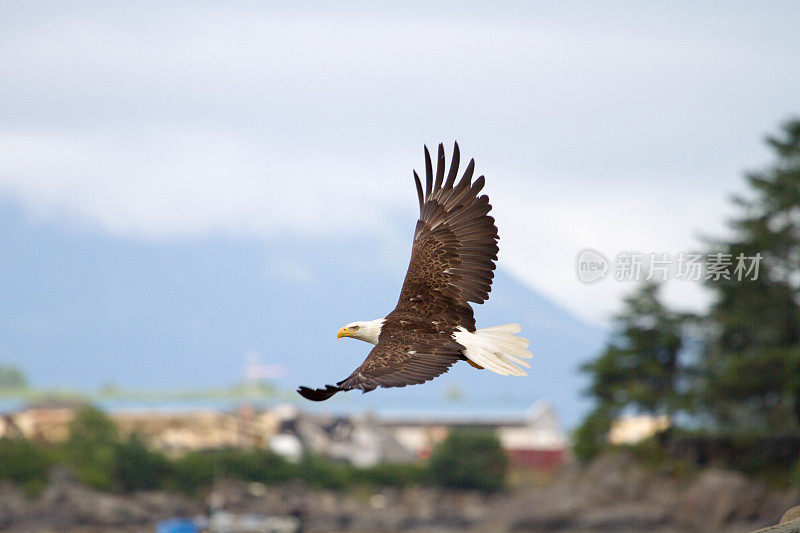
[378, 400, 569, 471]
[0, 404, 285, 453]
[498, 401, 567, 471]
[608, 414, 670, 445]
[269, 404, 303, 462]
[113, 409, 279, 453]
[8, 407, 75, 443]
[274, 408, 416, 466]
[1, 399, 569, 472]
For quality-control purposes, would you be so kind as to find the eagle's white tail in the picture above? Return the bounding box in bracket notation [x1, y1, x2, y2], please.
[453, 324, 532, 376]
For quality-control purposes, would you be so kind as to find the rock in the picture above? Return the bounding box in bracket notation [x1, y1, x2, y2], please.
[132, 490, 203, 520]
[24, 467, 143, 528]
[0, 457, 796, 531]
[0, 467, 202, 532]
[781, 505, 800, 524]
[673, 469, 767, 530]
[581, 452, 651, 505]
[577, 503, 670, 531]
[0, 481, 30, 528]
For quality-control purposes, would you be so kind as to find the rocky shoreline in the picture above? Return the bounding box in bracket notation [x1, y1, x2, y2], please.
[0, 453, 796, 532]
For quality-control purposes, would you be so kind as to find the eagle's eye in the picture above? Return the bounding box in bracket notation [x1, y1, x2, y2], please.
[351, 326, 360, 331]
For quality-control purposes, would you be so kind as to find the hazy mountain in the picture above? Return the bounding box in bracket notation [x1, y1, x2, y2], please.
[0, 202, 605, 425]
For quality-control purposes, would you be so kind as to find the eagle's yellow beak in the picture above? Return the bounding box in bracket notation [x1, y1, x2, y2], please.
[337, 327, 350, 339]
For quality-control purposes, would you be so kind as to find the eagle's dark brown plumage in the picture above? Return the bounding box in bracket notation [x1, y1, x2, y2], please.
[298, 142, 501, 401]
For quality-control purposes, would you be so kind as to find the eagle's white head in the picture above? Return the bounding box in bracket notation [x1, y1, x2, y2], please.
[337, 318, 385, 345]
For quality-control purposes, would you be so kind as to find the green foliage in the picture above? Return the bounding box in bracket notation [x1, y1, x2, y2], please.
[573, 408, 614, 463]
[166, 451, 216, 494]
[165, 449, 428, 493]
[295, 453, 427, 490]
[790, 457, 800, 488]
[581, 282, 687, 416]
[0, 365, 27, 389]
[427, 430, 508, 492]
[64, 405, 118, 490]
[662, 430, 799, 487]
[576, 282, 688, 459]
[297, 452, 353, 490]
[699, 118, 800, 431]
[0, 438, 54, 496]
[0, 404, 435, 496]
[113, 433, 171, 492]
[215, 448, 298, 484]
[67, 404, 118, 447]
[352, 462, 426, 487]
[573, 118, 800, 481]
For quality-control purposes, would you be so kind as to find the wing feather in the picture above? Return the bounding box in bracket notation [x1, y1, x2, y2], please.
[434, 143, 445, 191]
[443, 141, 460, 190]
[297, 142, 499, 402]
[424, 146, 433, 197]
[396, 144, 498, 320]
[413, 171, 424, 210]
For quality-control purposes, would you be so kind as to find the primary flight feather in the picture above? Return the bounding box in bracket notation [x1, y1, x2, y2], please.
[297, 142, 531, 401]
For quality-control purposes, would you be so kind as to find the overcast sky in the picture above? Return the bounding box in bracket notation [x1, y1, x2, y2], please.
[2, 2, 799, 324]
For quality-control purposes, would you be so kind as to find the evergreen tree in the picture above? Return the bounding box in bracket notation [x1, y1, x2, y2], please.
[575, 282, 686, 459]
[699, 118, 800, 432]
[584, 282, 686, 416]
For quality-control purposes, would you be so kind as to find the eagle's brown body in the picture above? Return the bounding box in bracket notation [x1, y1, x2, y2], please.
[298, 142, 506, 401]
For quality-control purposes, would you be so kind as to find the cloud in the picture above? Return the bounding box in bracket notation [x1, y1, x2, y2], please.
[266, 256, 315, 285]
[2, 2, 799, 323]
[0, 127, 413, 239]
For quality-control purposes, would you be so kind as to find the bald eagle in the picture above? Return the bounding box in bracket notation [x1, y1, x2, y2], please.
[297, 142, 531, 401]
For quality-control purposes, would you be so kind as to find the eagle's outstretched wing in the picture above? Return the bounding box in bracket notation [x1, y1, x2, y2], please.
[393, 141, 499, 330]
[298, 142, 499, 401]
[298, 334, 463, 401]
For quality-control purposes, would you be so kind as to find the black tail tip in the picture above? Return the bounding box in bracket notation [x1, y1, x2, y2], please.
[297, 385, 341, 402]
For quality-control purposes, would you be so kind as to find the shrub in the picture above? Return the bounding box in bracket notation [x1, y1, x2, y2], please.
[113, 433, 171, 492]
[3, 404, 518, 495]
[297, 452, 352, 490]
[427, 430, 508, 492]
[166, 451, 216, 495]
[572, 408, 613, 463]
[216, 448, 295, 483]
[64, 405, 118, 490]
[0, 437, 53, 496]
[353, 462, 426, 487]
